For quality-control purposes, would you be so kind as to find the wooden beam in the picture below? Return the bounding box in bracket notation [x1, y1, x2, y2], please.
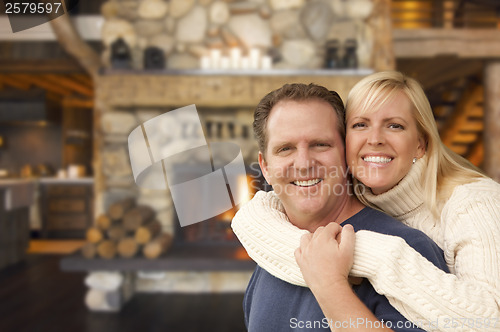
[42, 74, 94, 97]
[49, 14, 101, 80]
[69, 74, 93, 88]
[394, 29, 500, 58]
[0, 74, 33, 90]
[96, 73, 370, 108]
[0, 59, 85, 74]
[62, 97, 94, 109]
[11, 74, 72, 97]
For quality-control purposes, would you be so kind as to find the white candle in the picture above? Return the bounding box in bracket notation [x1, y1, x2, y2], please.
[249, 48, 260, 69]
[261, 55, 272, 70]
[220, 56, 230, 70]
[240, 56, 250, 70]
[230, 47, 241, 69]
[200, 56, 211, 70]
[210, 49, 221, 69]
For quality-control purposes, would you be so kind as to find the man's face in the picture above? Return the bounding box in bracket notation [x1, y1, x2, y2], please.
[259, 99, 348, 229]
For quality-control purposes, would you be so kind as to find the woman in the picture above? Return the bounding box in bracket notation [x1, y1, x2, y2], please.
[232, 71, 500, 331]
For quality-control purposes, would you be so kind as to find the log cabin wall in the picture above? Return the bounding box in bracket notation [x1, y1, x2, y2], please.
[392, 1, 500, 179]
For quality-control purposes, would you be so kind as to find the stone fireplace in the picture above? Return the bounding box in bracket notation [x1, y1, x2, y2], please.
[90, 0, 385, 293]
[92, 72, 369, 292]
[94, 72, 369, 234]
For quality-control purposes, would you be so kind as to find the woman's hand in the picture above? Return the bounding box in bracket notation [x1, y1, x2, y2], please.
[294, 223, 356, 292]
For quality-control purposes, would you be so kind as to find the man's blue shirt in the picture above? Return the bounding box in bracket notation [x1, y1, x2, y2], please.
[243, 207, 449, 331]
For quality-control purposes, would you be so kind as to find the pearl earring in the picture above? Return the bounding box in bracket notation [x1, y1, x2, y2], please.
[413, 158, 417, 164]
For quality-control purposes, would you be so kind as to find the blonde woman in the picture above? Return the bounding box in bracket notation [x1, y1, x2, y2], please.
[232, 71, 500, 331]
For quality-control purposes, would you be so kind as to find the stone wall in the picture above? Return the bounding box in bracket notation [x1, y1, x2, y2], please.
[100, 0, 375, 70]
[93, 73, 368, 236]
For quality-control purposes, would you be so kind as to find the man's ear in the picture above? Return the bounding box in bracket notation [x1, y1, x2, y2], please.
[258, 151, 271, 185]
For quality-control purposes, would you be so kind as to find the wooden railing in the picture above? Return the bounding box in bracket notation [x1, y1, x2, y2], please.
[392, 0, 500, 29]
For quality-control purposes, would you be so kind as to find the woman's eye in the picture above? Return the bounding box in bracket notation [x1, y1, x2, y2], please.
[352, 123, 366, 129]
[388, 123, 404, 130]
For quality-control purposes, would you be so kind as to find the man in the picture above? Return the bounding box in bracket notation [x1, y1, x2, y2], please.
[233, 83, 448, 331]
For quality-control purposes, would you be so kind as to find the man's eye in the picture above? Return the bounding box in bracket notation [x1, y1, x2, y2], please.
[278, 147, 290, 153]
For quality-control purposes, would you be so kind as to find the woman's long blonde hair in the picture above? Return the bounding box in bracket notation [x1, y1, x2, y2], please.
[346, 71, 486, 215]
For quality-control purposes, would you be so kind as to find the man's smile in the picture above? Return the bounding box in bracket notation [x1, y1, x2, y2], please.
[292, 179, 323, 187]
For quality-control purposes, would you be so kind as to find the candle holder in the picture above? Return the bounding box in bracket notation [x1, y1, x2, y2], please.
[324, 39, 340, 69]
[343, 39, 358, 69]
[110, 38, 132, 70]
[144, 47, 165, 70]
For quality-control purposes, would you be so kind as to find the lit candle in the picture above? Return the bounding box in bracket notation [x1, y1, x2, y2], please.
[240, 56, 250, 70]
[249, 48, 260, 69]
[200, 56, 211, 70]
[220, 56, 230, 70]
[230, 47, 241, 69]
[261, 55, 272, 70]
[210, 49, 221, 69]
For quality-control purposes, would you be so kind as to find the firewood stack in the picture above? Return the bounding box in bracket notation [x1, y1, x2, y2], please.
[81, 198, 173, 259]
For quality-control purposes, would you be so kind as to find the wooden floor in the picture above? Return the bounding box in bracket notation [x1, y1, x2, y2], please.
[0, 254, 247, 332]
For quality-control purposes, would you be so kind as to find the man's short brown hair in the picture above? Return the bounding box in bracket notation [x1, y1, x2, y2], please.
[253, 83, 345, 157]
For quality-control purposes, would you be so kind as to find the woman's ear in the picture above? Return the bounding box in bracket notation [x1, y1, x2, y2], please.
[416, 134, 427, 158]
[258, 152, 271, 185]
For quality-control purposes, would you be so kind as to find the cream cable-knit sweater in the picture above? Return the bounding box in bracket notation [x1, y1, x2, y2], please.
[232, 159, 500, 332]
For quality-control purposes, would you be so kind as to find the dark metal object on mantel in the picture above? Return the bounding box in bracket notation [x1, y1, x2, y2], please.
[343, 39, 358, 69]
[144, 47, 166, 70]
[111, 38, 132, 70]
[324, 39, 341, 69]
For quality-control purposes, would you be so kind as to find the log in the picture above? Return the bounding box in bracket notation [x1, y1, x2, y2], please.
[97, 240, 117, 259]
[86, 227, 103, 244]
[134, 220, 162, 245]
[107, 225, 127, 242]
[123, 206, 155, 231]
[143, 233, 173, 259]
[85, 289, 121, 312]
[85, 272, 123, 290]
[81, 242, 97, 259]
[108, 198, 136, 221]
[117, 237, 139, 258]
[84, 273, 135, 312]
[96, 214, 112, 230]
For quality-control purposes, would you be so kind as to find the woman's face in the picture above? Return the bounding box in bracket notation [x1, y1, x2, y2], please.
[346, 92, 426, 194]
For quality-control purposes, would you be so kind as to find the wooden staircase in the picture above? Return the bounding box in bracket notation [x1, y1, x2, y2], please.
[437, 80, 484, 166]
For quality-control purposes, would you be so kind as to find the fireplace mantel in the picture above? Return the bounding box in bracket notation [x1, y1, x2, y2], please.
[96, 69, 373, 108]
